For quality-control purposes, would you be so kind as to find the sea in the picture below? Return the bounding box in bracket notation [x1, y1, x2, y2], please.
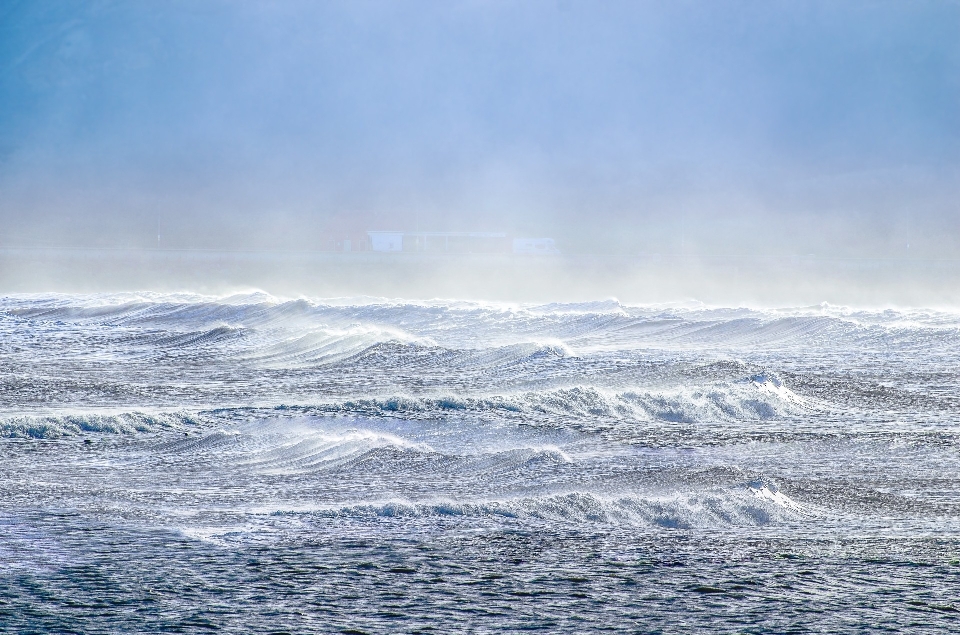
[2, 292, 959, 633]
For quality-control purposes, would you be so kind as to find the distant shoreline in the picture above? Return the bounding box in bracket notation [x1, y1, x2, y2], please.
[1, 246, 957, 266]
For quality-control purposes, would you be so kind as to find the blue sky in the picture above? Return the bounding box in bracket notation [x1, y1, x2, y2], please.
[1, 0, 958, 253]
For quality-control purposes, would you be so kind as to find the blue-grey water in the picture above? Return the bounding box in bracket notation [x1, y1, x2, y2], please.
[2, 292, 959, 633]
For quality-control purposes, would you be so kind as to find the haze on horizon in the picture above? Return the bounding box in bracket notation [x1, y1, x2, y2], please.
[0, 0, 958, 259]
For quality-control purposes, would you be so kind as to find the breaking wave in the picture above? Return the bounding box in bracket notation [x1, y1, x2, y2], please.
[0, 411, 200, 438]
[283, 486, 813, 529]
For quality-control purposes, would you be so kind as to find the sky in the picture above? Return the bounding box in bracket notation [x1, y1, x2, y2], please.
[1, 0, 958, 255]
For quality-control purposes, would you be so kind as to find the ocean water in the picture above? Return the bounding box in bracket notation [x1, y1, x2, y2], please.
[2, 292, 959, 633]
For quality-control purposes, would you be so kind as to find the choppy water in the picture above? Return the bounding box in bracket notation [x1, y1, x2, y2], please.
[2, 292, 959, 633]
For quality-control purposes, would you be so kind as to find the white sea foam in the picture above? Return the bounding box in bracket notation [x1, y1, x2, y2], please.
[3, 291, 959, 548]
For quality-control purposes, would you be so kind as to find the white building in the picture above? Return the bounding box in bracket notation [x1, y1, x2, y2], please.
[512, 237, 559, 255]
[368, 231, 404, 252]
[367, 231, 509, 253]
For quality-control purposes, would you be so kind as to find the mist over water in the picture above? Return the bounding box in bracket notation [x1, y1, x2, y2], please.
[3, 2, 960, 633]
[5, 248, 960, 308]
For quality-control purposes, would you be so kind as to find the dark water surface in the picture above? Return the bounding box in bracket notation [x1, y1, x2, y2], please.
[2, 293, 959, 633]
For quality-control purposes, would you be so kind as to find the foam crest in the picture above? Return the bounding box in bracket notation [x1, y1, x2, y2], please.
[244, 324, 432, 368]
[0, 411, 199, 438]
[323, 377, 813, 424]
[748, 480, 810, 514]
[240, 427, 429, 474]
[8, 294, 959, 359]
[296, 486, 812, 529]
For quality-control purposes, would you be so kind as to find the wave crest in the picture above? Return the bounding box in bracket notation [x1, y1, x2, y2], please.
[287, 486, 812, 528]
[0, 411, 200, 438]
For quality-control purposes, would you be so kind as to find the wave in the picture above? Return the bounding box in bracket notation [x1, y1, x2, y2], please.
[279, 485, 813, 529]
[0, 411, 200, 438]
[153, 325, 246, 348]
[3, 293, 957, 425]
[242, 325, 433, 368]
[0, 369, 814, 441]
[6, 293, 960, 356]
[296, 377, 814, 425]
[237, 428, 429, 474]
